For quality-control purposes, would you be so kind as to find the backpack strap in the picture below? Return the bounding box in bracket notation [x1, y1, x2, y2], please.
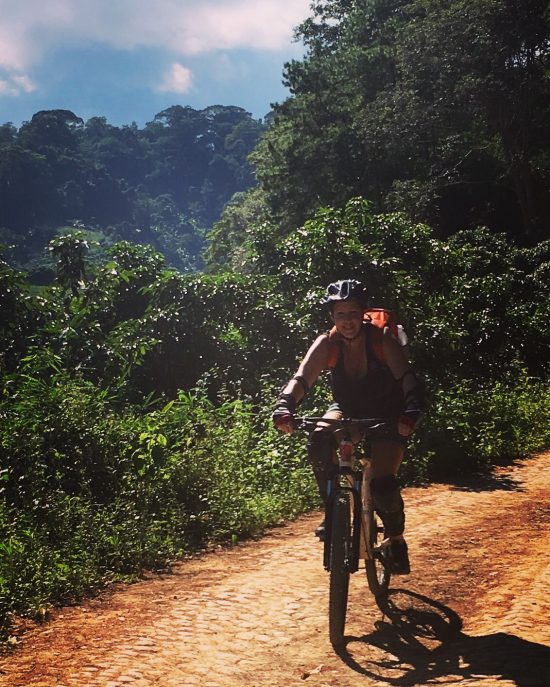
[326, 323, 385, 370]
[326, 330, 342, 370]
[366, 322, 385, 365]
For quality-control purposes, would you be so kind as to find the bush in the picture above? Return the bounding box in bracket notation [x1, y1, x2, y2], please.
[406, 369, 550, 481]
[0, 375, 318, 633]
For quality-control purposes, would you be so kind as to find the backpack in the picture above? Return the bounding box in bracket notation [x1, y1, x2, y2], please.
[326, 308, 409, 369]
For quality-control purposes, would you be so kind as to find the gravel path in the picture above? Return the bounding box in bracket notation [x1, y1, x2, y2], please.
[1, 453, 549, 687]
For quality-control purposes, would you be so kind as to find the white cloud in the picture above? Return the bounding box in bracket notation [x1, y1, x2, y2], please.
[0, 0, 311, 70]
[157, 62, 193, 94]
[0, 0, 76, 69]
[172, 0, 310, 55]
[12, 74, 36, 93]
[0, 70, 36, 96]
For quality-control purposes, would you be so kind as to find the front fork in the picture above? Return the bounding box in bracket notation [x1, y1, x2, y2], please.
[323, 436, 363, 573]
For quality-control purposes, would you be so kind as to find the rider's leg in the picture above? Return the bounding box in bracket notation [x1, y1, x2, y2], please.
[306, 409, 341, 539]
[370, 440, 410, 574]
[307, 407, 342, 500]
[370, 439, 405, 536]
[306, 430, 337, 503]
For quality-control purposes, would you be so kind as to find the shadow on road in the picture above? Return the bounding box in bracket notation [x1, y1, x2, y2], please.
[448, 471, 525, 493]
[338, 589, 550, 686]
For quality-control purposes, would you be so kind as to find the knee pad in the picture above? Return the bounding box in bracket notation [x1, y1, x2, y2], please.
[307, 431, 336, 468]
[371, 475, 405, 537]
[370, 475, 403, 512]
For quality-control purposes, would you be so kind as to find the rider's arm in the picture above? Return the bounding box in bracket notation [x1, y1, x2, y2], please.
[382, 331, 424, 434]
[273, 335, 330, 432]
[282, 334, 330, 402]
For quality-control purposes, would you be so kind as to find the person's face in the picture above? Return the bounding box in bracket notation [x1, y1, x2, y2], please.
[330, 299, 364, 339]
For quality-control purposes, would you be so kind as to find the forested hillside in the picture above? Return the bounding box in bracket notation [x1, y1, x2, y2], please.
[0, 105, 265, 276]
[0, 0, 549, 636]
[248, 0, 550, 241]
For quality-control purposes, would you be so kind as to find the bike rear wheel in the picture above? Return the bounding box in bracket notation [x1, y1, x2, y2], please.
[328, 490, 353, 646]
[365, 511, 391, 598]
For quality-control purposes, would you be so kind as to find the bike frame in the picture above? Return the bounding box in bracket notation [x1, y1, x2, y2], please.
[293, 417, 390, 576]
[323, 436, 387, 574]
[292, 416, 393, 645]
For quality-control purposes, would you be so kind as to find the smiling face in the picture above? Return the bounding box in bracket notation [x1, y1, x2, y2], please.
[330, 299, 365, 340]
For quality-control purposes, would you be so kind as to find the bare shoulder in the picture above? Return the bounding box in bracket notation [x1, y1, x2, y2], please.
[381, 327, 402, 351]
[305, 333, 331, 362]
[296, 333, 331, 382]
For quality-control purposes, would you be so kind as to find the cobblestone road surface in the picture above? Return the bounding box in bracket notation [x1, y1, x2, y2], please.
[1, 453, 549, 687]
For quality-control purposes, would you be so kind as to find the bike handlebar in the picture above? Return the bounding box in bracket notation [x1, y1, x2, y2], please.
[291, 416, 391, 432]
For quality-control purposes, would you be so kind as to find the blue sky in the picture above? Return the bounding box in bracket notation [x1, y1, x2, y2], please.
[0, 0, 311, 127]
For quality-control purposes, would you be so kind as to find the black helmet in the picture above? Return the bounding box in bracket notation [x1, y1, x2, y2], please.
[323, 279, 368, 307]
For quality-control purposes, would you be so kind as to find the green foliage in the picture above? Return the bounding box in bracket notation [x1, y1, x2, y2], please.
[0, 376, 318, 632]
[253, 0, 550, 240]
[1, 106, 265, 274]
[48, 230, 97, 295]
[1, 149, 549, 640]
[40, 246, 306, 399]
[205, 188, 274, 273]
[237, 197, 550, 384]
[0, 249, 40, 374]
[405, 369, 550, 482]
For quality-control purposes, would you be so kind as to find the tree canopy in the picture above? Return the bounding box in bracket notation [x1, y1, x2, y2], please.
[251, 0, 550, 241]
[0, 105, 265, 276]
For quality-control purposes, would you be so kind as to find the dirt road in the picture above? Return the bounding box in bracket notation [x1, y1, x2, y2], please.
[1, 453, 549, 687]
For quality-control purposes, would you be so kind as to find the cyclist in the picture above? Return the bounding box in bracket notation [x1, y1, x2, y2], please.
[272, 279, 424, 574]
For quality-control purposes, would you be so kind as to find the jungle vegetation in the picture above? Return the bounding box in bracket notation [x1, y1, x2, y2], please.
[0, 105, 265, 276]
[0, 0, 548, 635]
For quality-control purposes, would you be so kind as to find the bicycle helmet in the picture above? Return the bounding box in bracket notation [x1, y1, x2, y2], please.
[323, 279, 368, 307]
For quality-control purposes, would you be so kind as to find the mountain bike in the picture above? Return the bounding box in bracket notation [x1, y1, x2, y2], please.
[293, 417, 393, 647]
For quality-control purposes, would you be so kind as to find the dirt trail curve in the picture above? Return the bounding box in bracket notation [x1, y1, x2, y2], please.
[1, 453, 549, 687]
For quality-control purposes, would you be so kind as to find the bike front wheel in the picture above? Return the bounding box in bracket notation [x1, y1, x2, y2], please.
[328, 490, 353, 646]
[365, 511, 391, 598]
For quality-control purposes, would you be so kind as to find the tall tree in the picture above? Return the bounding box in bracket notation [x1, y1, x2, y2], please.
[1, 106, 265, 274]
[252, 0, 550, 241]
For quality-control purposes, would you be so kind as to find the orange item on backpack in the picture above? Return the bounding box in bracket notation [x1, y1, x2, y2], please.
[326, 308, 408, 369]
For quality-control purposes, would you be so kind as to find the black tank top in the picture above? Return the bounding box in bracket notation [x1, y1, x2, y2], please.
[329, 324, 404, 417]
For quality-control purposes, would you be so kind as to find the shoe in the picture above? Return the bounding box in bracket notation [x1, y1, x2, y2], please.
[388, 539, 410, 575]
[315, 520, 325, 541]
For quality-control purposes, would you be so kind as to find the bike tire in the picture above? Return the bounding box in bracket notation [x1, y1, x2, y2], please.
[365, 511, 391, 598]
[328, 491, 353, 647]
